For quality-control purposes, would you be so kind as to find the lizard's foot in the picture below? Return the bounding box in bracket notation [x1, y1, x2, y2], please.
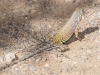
[75, 26, 82, 41]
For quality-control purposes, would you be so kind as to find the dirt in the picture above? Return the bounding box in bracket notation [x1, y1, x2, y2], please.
[0, 0, 100, 75]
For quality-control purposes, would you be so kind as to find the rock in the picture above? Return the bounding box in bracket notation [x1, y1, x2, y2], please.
[28, 65, 36, 71]
[87, 50, 92, 54]
[5, 52, 18, 63]
[45, 63, 50, 67]
[57, 52, 63, 57]
[97, 55, 100, 61]
[0, 57, 4, 63]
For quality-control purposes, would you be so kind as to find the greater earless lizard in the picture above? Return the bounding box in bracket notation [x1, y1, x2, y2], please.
[0, 8, 83, 71]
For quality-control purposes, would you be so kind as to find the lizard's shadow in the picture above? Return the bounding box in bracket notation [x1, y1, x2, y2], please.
[65, 26, 99, 45]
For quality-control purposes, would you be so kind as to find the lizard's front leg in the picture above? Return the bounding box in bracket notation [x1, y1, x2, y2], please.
[75, 25, 82, 41]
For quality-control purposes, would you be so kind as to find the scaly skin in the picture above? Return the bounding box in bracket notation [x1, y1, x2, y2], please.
[53, 8, 83, 44]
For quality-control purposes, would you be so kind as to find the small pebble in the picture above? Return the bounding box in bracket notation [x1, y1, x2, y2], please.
[87, 50, 92, 54]
[97, 55, 100, 61]
[45, 63, 49, 67]
[0, 57, 4, 63]
[57, 52, 62, 57]
[5, 52, 18, 63]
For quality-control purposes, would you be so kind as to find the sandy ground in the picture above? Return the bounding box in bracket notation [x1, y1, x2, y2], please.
[0, 0, 100, 75]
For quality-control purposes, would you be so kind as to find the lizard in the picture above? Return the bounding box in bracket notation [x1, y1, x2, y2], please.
[0, 7, 83, 72]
